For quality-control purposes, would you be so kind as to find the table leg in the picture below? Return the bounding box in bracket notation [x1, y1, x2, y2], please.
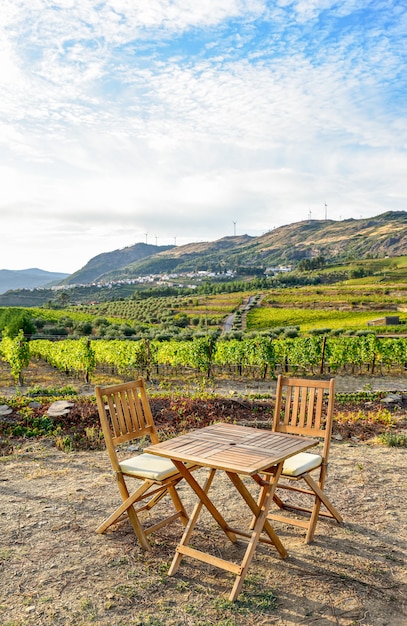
[168, 460, 286, 602]
[228, 462, 286, 602]
[171, 461, 238, 543]
[168, 467, 217, 576]
[226, 471, 287, 559]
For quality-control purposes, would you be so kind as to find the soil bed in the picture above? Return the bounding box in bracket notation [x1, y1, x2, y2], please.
[1, 441, 406, 626]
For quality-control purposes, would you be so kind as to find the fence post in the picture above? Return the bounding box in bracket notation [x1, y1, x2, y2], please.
[319, 336, 327, 375]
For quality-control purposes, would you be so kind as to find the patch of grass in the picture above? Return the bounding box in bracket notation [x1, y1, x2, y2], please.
[113, 584, 139, 599]
[213, 574, 278, 615]
[335, 408, 396, 427]
[55, 435, 73, 452]
[336, 391, 384, 403]
[84, 426, 103, 446]
[26, 384, 78, 397]
[133, 617, 167, 626]
[0, 548, 13, 562]
[376, 432, 407, 447]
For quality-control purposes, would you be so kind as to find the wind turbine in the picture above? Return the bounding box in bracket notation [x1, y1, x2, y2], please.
[232, 221, 237, 236]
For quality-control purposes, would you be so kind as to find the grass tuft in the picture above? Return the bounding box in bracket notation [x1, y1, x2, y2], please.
[376, 432, 407, 447]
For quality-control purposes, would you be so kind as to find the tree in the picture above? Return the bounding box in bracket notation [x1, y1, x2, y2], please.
[56, 291, 70, 307]
[0, 308, 36, 338]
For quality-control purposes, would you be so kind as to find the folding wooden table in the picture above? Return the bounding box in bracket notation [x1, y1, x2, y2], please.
[145, 422, 317, 601]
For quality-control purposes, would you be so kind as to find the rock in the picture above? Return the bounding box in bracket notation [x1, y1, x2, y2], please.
[46, 400, 75, 417]
[0, 405, 12, 416]
[381, 393, 403, 405]
[28, 401, 42, 409]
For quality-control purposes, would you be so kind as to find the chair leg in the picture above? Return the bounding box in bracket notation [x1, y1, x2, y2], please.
[305, 494, 322, 544]
[248, 476, 285, 530]
[273, 492, 285, 509]
[97, 475, 152, 551]
[303, 475, 343, 523]
[167, 485, 189, 527]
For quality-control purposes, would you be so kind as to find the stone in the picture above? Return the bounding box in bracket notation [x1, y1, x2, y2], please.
[381, 393, 403, 405]
[28, 401, 42, 409]
[0, 405, 12, 416]
[46, 400, 74, 417]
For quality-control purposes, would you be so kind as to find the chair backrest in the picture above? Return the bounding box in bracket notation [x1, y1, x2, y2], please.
[272, 375, 335, 460]
[95, 378, 159, 470]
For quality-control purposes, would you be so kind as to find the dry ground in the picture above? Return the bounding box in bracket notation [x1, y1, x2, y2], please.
[1, 439, 406, 626]
[0, 360, 406, 625]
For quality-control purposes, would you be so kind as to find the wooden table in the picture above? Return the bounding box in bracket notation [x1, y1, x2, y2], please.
[145, 422, 317, 601]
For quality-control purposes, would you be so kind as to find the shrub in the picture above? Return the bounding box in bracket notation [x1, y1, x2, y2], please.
[376, 432, 407, 447]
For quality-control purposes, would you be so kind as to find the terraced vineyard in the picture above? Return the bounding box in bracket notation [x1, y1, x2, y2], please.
[246, 306, 407, 332]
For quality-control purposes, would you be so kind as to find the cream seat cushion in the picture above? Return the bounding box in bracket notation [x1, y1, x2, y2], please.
[282, 452, 322, 477]
[120, 453, 180, 481]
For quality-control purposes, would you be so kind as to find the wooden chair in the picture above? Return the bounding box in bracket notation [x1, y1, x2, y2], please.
[266, 375, 343, 543]
[95, 378, 191, 551]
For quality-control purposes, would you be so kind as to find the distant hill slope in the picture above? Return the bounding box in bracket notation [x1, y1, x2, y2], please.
[248, 210, 407, 263]
[99, 235, 255, 281]
[61, 243, 174, 285]
[66, 211, 407, 284]
[1, 212, 406, 303]
[0, 268, 69, 295]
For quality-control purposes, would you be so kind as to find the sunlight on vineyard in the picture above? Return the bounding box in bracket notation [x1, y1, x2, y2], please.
[246, 307, 407, 331]
[25, 335, 407, 382]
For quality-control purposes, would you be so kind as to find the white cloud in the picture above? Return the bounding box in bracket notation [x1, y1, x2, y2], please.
[0, 0, 405, 272]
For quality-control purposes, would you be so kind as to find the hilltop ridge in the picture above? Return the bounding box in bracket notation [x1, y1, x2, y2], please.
[1, 211, 406, 300]
[65, 210, 407, 285]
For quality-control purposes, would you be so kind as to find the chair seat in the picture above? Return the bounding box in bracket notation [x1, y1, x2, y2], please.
[120, 453, 180, 481]
[282, 452, 322, 477]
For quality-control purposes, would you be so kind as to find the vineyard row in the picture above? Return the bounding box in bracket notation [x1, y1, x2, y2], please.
[13, 335, 407, 381]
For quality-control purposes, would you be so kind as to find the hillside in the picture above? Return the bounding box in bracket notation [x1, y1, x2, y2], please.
[250, 211, 407, 262]
[0, 268, 69, 295]
[68, 211, 407, 283]
[0, 211, 406, 307]
[62, 242, 174, 285]
[100, 234, 255, 281]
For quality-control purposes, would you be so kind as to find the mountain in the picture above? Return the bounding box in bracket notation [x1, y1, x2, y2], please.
[0, 211, 406, 306]
[97, 234, 255, 282]
[0, 268, 69, 295]
[248, 210, 407, 263]
[66, 210, 407, 284]
[61, 242, 174, 285]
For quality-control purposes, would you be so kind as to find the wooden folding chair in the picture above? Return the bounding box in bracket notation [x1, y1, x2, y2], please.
[266, 375, 343, 543]
[95, 378, 191, 551]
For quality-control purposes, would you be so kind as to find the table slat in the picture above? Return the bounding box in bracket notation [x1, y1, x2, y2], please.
[146, 423, 316, 475]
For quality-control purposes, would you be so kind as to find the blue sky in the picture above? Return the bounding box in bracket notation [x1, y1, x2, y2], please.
[1, 0, 406, 273]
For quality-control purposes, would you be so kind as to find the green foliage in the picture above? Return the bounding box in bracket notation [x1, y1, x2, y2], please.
[376, 432, 407, 447]
[0, 308, 36, 337]
[29, 337, 96, 383]
[26, 384, 78, 398]
[247, 306, 407, 332]
[27, 334, 407, 378]
[297, 256, 326, 271]
[0, 330, 30, 385]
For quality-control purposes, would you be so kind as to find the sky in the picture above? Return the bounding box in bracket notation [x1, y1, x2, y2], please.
[0, 1, 406, 274]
